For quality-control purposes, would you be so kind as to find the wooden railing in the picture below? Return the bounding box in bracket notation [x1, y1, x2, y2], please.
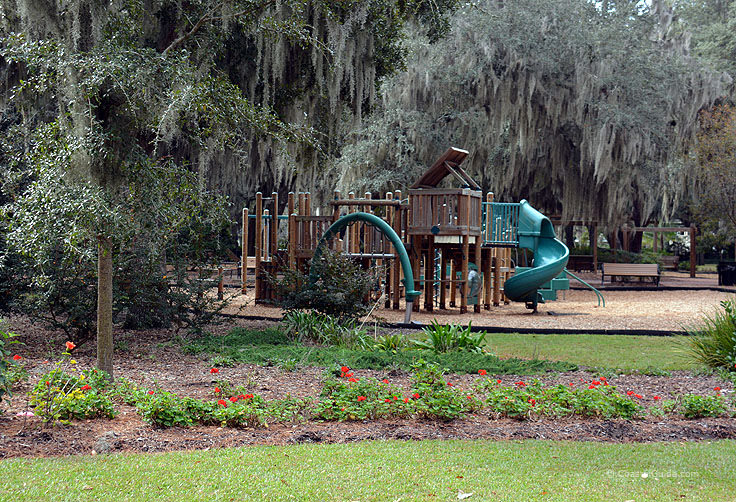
[407, 189, 482, 236]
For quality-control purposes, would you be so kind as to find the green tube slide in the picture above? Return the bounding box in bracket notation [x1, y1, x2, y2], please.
[503, 200, 569, 308]
[308, 212, 421, 323]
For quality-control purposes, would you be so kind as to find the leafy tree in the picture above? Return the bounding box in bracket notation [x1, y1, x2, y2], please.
[333, 0, 729, 235]
[693, 103, 736, 250]
[672, 0, 736, 78]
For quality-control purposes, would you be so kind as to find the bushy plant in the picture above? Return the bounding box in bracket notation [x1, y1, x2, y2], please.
[373, 332, 407, 351]
[30, 365, 116, 423]
[679, 393, 729, 418]
[687, 298, 736, 370]
[410, 362, 482, 420]
[0, 322, 19, 410]
[412, 321, 488, 353]
[478, 378, 643, 420]
[272, 249, 380, 320]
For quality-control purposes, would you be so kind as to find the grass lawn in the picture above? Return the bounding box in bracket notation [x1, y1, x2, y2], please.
[1, 439, 733, 501]
[485, 333, 694, 371]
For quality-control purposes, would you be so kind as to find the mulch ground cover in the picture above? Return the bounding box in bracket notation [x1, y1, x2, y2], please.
[1, 315, 734, 458]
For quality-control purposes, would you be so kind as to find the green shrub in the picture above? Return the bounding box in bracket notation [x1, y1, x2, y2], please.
[412, 321, 488, 354]
[478, 379, 643, 420]
[687, 298, 736, 370]
[272, 249, 381, 321]
[679, 394, 729, 418]
[373, 332, 407, 351]
[0, 323, 20, 411]
[410, 362, 482, 420]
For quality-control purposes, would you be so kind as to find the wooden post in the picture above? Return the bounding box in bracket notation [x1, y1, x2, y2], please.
[271, 192, 278, 257]
[263, 209, 270, 261]
[217, 266, 224, 300]
[242, 207, 248, 294]
[493, 256, 501, 306]
[298, 192, 306, 216]
[255, 192, 263, 299]
[304, 192, 311, 216]
[690, 224, 696, 278]
[425, 235, 434, 311]
[332, 190, 341, 224]
[460, 235, 469, 314]
[288, 213, 296, 270]
[412, 235, 422, 312]
[385, 192, 394, 308]
[653, 229, 658, 253]
[288, 192, 295, 218]
[439, 250, 447, 309]
[503, 247, 510, 304]
[592, 223, 598, 271]
[348, 192, 357, 253]
[474, 235, 482, 313]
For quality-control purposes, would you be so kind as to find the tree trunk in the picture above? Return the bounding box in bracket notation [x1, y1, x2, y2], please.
[97, 237, 114, 379]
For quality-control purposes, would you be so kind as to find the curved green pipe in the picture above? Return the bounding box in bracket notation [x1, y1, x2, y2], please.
[308, 212, 421, 308]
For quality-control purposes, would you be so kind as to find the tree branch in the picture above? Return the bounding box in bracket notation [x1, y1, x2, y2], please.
[162, 0, 277, 55]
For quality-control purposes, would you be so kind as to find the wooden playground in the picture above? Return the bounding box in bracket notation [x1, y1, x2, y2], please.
[236, 147, 703, 317]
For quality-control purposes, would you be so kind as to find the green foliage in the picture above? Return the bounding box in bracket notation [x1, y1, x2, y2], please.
[280, 311, 371, 349]
[412, 321, 488, 353]
[679, 393, 729, 418]
[410, 362, 482, 420]
[687, 298, 736, 369]
[30, 367, 116, 423]
[315, 373, 414, 421]
[372, 332, 407, 351]
[478, 379, 644, 420]
[273, 249, 381, 321]
[0, 322, 19, 410]
[182, 328, 578, 375]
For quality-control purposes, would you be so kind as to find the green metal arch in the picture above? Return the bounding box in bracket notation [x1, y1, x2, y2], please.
[308, 212, 421, 305]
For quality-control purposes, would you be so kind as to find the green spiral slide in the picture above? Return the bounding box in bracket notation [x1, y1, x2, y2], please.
[503, 200, 569, 309]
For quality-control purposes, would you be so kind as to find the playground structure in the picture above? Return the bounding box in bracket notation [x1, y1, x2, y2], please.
[239, 147, 577, 314]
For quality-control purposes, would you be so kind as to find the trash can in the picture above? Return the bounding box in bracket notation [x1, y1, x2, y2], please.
[717, 261, 736, 286]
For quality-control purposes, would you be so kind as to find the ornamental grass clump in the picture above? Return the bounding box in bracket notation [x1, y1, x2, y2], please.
[412, 321, 488, 354]
[687, 298, 736, 370]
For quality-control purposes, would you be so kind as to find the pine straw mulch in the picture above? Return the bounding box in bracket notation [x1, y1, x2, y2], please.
[1, 310, 735, 459]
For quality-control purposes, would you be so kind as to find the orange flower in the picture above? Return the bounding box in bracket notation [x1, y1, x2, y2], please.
[65, 341, 76, 351]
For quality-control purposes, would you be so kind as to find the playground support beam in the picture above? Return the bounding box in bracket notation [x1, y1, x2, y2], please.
[308, 212, 421, 323]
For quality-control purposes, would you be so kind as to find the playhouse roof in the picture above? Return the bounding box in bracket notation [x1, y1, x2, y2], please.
[410, 147, 480, 190]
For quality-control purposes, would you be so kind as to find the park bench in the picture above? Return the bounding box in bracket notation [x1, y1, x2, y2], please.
[567, 254, 595, 272]
[601, 262, 660, 287]
[660, 255, 679, 271]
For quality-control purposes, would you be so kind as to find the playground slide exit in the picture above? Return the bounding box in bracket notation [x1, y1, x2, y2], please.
[503, 200, 569, 306]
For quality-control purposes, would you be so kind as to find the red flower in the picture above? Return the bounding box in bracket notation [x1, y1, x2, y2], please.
[81, 384, 92, 391]
[588, 384, 596, 390]
[600, 376, 607, 381]
[217, 399, 228, 407]
[382, 379, 390, 384]
[384, 399, 391, 403]
[341, 366, 350, 373]
[348, 377, 358, 383]
[496, 379, 502, 384]
[341, 407, 346, 411]
[148, 390, 155, 395]
[515, 381, 526, 387]
[238, 394, 246, 400]
[478, 369, 487, 376]
[634, 394, 643, 399]
[357, 396, 366, 402]
[653, 396, 661, 400]
[12, 354, 21, 361]
[229, 396, 238, 403]
[592, 380, 600, 386]
[714, 386, 721, 392]
[214, 387, 221, 393]
[403, 397, 410, 403]
[528, 398, 536, 406]
[345, 372, 354, 378]
[45, 381, 50, 386]
[65, 341, 76, 351]
[412, 393, 420, 399]
[467, 395, 473, 400]
[447, 382, 453, 386]
[210, 368, 219, 374]
[626, 391, 634, 396]
[393, 396, 398, 400]
[568, 383, 574, 387]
